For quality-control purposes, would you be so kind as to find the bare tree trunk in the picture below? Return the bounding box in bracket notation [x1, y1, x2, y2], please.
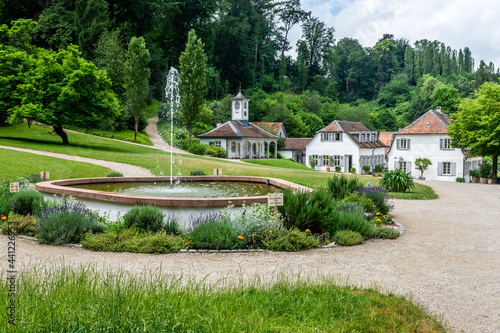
[53, 124, 70, 145]
[134, 116, 138, 141]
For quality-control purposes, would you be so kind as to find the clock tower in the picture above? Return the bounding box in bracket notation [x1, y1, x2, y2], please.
[231, 89, 250, 126]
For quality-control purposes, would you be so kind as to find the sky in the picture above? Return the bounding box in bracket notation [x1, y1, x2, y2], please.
[288, 0, 500, 69]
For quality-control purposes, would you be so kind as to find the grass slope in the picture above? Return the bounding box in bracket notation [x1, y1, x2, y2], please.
[0, 148, 112, 181]
[0, 123, 437, 199]
[243, 159, 313, 171]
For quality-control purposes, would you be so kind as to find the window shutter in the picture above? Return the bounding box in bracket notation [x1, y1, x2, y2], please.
[437, 162, 443, 176]
[451, 162, 456, 176]
[394, 161, 399, 170]
[407, 162, 412, 173]
[396, 139, 400, 150]
[407, 139, 411, 150]
[440, 138, 443, 150]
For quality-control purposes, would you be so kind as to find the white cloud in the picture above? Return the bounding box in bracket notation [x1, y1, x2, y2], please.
[288, 0, 500, 68]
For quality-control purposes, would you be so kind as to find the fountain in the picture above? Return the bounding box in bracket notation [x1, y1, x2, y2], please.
[164, 67, 181, 186]
[35, 67, 312, 226]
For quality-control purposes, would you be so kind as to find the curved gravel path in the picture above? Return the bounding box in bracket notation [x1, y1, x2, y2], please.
[2, 181, 499, 332]
[0, 145, 153, 177]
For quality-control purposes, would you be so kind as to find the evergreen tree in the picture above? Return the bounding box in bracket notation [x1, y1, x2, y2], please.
[125, 36, 150, 140]
[74, 0, 110, 59]
[179, 29, 207, 145]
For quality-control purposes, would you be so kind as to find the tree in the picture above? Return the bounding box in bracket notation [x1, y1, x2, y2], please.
[94, 29, 127, 97]
[298, 16, 335, 76]
[125, 36, 151, 141]
[74, 0, 110, 59]
[33, 0, 75, 50]
[448, 82, 500, 183]
[415, 157, 432, 179]
[179, 29, 207, 145]
[9, 46, 120, 145]
[474, 60, 491, 90]
[431, 84, 461, 113]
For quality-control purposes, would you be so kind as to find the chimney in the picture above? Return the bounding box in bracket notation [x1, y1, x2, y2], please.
[436, 106, 442, 112]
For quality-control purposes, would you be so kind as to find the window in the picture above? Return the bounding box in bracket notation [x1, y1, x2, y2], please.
[399, 161, 407, 173]
[398, 139, 410, 150]
[335, 133, 342, 141]
[209, 141, 221, 147]
[333, 155, 341, 166]
[442, 162, 451, 175]
[231, 142, 237, 153]
[441, 138, 452, 150]
[322, 155, 329, 166]
[372, 134, 376, 142]
[361, 134, 365, 142]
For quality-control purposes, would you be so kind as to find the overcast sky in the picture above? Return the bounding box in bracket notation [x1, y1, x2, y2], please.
[288, 0, 500, 69]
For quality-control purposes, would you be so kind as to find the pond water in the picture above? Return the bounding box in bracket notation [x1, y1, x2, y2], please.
[71, 181, 280, 198]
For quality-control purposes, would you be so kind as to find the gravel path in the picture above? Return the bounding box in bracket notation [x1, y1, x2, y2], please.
[2, 181, 499, 332]
[0, 145, 153, 177]
[145, 116, 190, 154]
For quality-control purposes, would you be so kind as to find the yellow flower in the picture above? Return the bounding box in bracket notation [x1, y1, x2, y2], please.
[376, 212, 380, 216]
[376, 219, 381, 222]
[238, 235, 244, 240]
[1, 216, 6, 221]
[305, 229, 311, 233]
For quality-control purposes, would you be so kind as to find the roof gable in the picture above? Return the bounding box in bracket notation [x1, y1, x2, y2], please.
[197, 121, 278, 139]
[397, 109, 450, 135]
[252, 122, 284, 135]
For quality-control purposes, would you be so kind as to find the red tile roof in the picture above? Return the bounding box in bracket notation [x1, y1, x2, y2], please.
[252, 122, 285, 135]
[397, 110, 450, 135]
[321, 121, 341, 132]
[283, 138, 312, 150]
[318, 120, 386, 148]
[378, 132, 394, 146]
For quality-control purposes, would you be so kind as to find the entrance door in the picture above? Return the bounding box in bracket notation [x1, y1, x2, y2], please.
[345, 155, 352, 172]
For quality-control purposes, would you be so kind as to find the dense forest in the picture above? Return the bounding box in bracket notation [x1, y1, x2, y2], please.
[1, 0, 499, 140]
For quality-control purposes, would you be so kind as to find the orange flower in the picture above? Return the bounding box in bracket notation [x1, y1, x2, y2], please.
[376, 212, 380, 216]
[238, 236, 244, 240]
[1, 215, 6, 221]
[305, 229, 311, 233]
[376, 219, 381, 222]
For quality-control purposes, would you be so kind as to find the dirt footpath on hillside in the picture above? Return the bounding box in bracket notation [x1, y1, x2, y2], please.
[1, 181, 499, 332]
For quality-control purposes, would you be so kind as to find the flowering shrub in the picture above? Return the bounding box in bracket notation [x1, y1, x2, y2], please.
[334, 202, 372, 237]
[0, 213, 37, 236]
[12, 190, 47, 216]
[188, 212, 237, 249]
[122, 205, 165, 233]
[37, 201, 96, 245]
[334, 230, 363, 246]
[263, 228, 319, 252]
[373, 213, 394, 226]
[224, 203, 282, 247]
[357, 186, 393, 214]
[341, 192, 376, 215]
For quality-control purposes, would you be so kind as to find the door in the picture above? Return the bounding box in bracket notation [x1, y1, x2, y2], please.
[345, 155, 352, 172]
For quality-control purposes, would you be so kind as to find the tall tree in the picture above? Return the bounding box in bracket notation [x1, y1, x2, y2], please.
[448, 82, 500, 183]
[33, 0, 75, 50]
[125, 36, 150, 140]
[298, 16, 335, 76]
[94, 29, 127, 97]
[474, 60, 491, 90]
[179, 29, 207, 145]
[74, 0, 110, 59]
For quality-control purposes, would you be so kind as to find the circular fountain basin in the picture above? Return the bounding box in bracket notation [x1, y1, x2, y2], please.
[36, 176, 312, 226]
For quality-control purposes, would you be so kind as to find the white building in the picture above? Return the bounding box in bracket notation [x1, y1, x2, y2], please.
[305, 120, 387, 174]
[279, 138, 312, 164]
[198, 91, 279, 159]
[386, 108, 482, 181]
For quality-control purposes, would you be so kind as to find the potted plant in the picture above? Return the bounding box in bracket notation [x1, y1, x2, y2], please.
[335, 166, 341, 172]
[415, 157, 432, 180]
[350, 167, 356, 174]
[362, 165, 371, 175]
[468, 169, 479, 183]
[478, 162, 492, 184]
[327, 156, 337, 172]
[309, 156, 318, 170]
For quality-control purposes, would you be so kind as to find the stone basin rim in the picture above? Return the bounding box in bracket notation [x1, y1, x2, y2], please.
[35, 176, 312, 207]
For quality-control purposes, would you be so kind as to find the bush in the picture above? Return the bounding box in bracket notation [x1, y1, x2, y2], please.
[205, 145, 226, 158]
[373, 164, 385, 173]
[263, 228, 319, 251]
[350, 167, 356, 173]
[334, 230, 363, 246]
[278, 188, 337, 233]
[107, 172, 124, 177]
[81, 229, 185, 253]
[477, 162, 492, 178]
[188, 212, 237, 249]
[12, 190, 47, 216]
[362, 165, 371, 173]
[1, 213, 37, 236]
[455, 177, 465, 183]
[25, 174, 43, 183]
[123, 205, 165, 233]
[357, 186, 392, 214]
[341, 193, 376, 215]
[188, 142, 207, 155]
[37, 201, 96, 244]
[163, 215, 180, 234]
[189, 169, 206, 176]
[335, 166, 341, 172]
[370, 226, 399, 239]
[0, 190, 14, 216]
[225, 203, 282, 248]
[380, 169, 415, 192]
[334, 202, 372, 236]
[327, 174, 363, 200]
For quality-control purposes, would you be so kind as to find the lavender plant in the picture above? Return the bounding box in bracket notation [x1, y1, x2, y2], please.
[187, 212, 237, 249]
[357, 186, 393, 214]
[37, 201, 95, 245]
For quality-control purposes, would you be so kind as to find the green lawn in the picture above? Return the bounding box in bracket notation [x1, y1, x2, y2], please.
[0, 148, 112, 181]
[243, 159, 313, 171]
[0, 123, 437, 199]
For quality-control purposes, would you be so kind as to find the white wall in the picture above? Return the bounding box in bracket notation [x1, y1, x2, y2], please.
[305, 134, 361, 173]
[199, 138, 228, 152]
[387, 134, 465, 181]
[279, 150, 293, 159]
